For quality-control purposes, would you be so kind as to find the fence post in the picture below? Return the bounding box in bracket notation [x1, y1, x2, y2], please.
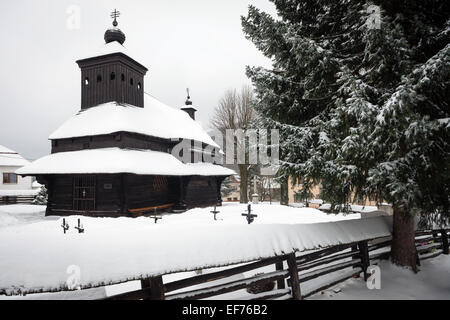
[441, 229, 449, 255]
[351, 244, 359, 269]
[357, 241, 369, 281]
[275, 261, 286, 289]
[140, 275, 165, 300]
[286, 253, 302, 300]
[415, 246, 421, 266]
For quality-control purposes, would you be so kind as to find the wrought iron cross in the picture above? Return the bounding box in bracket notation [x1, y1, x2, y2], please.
[111, 9, 121, 27]
[210, 205, 220, 221]
[75, 218, 85, 234]
[242, 204, 258, 224]
[151, 209, 162, 224]
[61, 218, 69, 234]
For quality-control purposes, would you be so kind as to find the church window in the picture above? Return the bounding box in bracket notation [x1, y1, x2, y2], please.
[130, 78, 134, 86]
[84, 77, 89, 85]
[137, 82, 142, 90]
[110, 72, 116, 81]
[97, 74, 102, 83]
[121, 73, 125, 81]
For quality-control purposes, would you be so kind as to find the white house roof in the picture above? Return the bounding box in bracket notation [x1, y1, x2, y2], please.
[49, 94, 220, 149]
[0, 145, 30, 167]
[16, 148, 234, 177]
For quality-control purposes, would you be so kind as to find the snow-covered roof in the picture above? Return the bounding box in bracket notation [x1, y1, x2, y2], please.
[0, 145, 30, 167]
[16, 148, 234, 177]
[82, 39, 128, 58]
[76, 39, 148, 73]
[49, 94, 220, 149]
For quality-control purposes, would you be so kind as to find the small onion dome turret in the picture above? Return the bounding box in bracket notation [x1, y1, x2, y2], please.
[181, 89, 197, 120]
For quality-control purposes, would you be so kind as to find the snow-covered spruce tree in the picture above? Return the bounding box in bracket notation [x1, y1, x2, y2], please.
[242, 0, 450, 269]
[33, 186, 48, 205]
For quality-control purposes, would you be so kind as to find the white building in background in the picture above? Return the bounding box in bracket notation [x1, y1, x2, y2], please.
[0, 145, 37, 202]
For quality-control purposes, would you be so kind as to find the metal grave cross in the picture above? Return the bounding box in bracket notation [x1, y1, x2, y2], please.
[150, 216, 163, 224]
[150, 209, 162, 224]
[210, 205, 220, 221]
[242, 204, 258, 224]
[75, 218, 84, 233]
[61, 218, 69, 234]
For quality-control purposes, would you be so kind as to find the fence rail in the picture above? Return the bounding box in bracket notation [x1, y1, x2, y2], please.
[0, 195, 35, 205]
[103, 228, 449, 300]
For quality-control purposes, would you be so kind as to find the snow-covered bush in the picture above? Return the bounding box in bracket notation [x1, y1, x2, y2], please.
[33, 186, 48, 205]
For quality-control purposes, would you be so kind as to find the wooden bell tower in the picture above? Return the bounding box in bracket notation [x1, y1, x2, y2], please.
[76, 9, 148, 110]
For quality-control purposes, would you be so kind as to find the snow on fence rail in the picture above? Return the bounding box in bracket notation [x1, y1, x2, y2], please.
[105, 228, 449, 300]
[0, 216, 448, 299]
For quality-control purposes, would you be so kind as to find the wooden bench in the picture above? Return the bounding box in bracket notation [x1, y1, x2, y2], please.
[128, 203, 174, 215]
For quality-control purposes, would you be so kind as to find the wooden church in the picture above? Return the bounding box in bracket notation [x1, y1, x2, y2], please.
[17, 11, 233, 217]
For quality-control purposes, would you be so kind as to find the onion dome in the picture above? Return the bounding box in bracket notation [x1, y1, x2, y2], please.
[104, 9, 126, 45]
[104, 27, 126, 45]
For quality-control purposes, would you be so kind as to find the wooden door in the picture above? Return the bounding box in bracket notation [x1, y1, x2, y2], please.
[73, 176, 96, 211]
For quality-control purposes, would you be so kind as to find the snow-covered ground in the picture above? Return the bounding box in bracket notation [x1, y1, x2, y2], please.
[0, 202, 359, 229]
[0, 202, 372, 297]
[0, 204, 53, 228]
[1, 202, 445, 300]
[310, 254, 450, 300]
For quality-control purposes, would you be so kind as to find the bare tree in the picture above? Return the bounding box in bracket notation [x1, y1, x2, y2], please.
[211, 85, 255, 203]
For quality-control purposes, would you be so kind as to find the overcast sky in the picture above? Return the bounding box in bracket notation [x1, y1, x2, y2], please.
[0, 0, 276, 160]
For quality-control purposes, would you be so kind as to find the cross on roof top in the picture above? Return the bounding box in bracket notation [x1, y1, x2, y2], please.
[110, 9, 121, 27]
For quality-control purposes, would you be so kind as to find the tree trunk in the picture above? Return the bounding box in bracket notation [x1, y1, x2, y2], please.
[280, 177, 289, 206]
[239, 164, 248, 203]
[391, 206, 417, 271]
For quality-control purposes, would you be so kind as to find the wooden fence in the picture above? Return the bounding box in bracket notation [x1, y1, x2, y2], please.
[0, 195, 35, 205]
[104, 228, 449, 300]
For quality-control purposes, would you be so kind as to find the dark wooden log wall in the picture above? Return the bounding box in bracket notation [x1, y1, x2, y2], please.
[124, 174, 175, 211]
[47, 174, 122, 216]
[51, 134, 219, 165]
[184, 176, 219, 208]
[51, 132, 173, 154]
[45, 174, 226, 216]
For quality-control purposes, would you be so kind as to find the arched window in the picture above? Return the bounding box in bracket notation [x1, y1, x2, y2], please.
[84, 77, 89, 86]
[130, 78, 134, 86]
[121, 74, 125, 81]
[110, 72, 116, 81]
[97, 74, 102, 83]
[137, 82, 142, 90]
